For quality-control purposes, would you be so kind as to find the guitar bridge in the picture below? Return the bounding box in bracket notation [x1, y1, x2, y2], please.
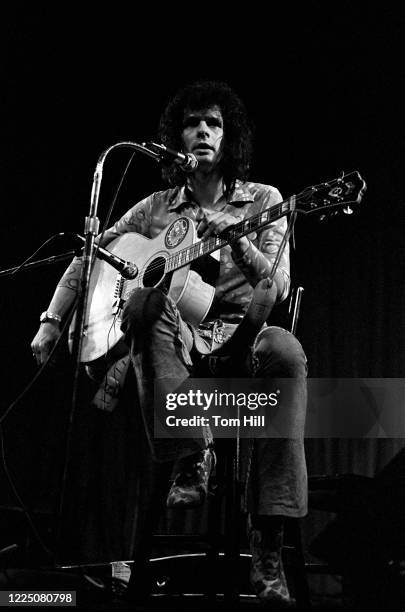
[112, 274, 126, 316]
[112, 298, 126, 316]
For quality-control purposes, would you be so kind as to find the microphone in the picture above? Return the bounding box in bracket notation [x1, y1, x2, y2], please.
[142, 142, 198, 172]
[74, 234, 138, 280]
[96, 246, 138, 280]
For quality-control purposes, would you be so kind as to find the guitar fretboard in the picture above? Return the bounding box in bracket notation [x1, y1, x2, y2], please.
[165, 196, 295, 272]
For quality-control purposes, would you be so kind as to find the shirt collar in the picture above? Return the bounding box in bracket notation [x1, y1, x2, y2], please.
[167, 179, 254, 211]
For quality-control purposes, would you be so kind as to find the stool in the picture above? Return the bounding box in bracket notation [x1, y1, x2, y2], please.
[126, 451, 311, 607]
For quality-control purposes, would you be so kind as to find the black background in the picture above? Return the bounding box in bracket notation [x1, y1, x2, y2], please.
[1, 4, 405, 541]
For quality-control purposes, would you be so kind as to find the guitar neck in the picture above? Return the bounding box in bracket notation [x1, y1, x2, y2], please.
[165, 195, 296, 273]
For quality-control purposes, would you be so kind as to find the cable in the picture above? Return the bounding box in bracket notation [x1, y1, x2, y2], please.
[91, 151, 137, 268]
[0, 423, 53, 560]
[0, 304, 76, 426]
[8, 233, 82, 277]
[269, 209, 297, 284]
[0, 237, 82, 564]
[1, 151, 138, 424]
[0, 152, 139, 569]
[0, 233, 80, 425]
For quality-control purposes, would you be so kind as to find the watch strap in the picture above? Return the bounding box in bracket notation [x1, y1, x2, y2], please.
[40, 311, 62, 324]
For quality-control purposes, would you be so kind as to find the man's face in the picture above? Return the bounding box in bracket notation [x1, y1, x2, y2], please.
[181, 105, 224, 168]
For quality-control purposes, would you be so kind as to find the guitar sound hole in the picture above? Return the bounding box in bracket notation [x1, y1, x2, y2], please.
[143, 256, 166, 287]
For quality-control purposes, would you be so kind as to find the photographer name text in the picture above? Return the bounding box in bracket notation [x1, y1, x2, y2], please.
[165, 414, 266, 427]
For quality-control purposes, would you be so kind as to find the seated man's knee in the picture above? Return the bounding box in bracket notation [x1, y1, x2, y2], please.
[253, 326, 307, 377]
[121, 287, 170, 337]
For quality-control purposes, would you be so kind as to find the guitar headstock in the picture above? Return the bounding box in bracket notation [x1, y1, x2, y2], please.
[295, 171, 366, 217]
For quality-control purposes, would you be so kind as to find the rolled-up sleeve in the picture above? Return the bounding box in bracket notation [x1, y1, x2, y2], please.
[231, 187, 290, 302]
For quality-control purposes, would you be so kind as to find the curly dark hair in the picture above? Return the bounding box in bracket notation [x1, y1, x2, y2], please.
[157, 80, 253, 191]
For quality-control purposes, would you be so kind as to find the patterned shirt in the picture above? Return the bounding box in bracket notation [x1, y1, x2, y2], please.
[99, 179, 290, 323]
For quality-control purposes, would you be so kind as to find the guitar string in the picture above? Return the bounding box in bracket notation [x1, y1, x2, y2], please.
[117, 173, 352, 288]
[122, 197, 289, 291]
[137, 175, 351, 282]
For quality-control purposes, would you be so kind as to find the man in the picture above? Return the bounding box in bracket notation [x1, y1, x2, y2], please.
[31, 80, 307, 607]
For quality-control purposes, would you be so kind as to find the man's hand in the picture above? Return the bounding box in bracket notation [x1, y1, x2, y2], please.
[196, 208, 242, 241]
[31, 322, 61, 366]
[196, 208, 251, 258]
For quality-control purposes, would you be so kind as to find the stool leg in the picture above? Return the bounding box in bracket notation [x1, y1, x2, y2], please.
[126, 455, 172, 604]
[224, 438, 240, 602]
[206, 486, 223, 602]
[288, 519, 312, 610]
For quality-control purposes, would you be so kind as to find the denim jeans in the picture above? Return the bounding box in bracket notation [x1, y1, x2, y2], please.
[120, 287, 212, 464]
[206, 326, 308, 517]
[121, 287, 308, 517]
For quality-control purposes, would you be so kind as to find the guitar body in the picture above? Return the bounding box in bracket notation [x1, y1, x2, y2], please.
[69, 217, 215, 363]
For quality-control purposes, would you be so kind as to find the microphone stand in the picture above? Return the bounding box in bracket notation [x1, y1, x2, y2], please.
[0, 250, 79, 277]
[55, 141, 162, 560]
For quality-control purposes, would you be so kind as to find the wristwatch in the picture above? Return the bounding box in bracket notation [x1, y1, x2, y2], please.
[40, 311, 62, 325]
